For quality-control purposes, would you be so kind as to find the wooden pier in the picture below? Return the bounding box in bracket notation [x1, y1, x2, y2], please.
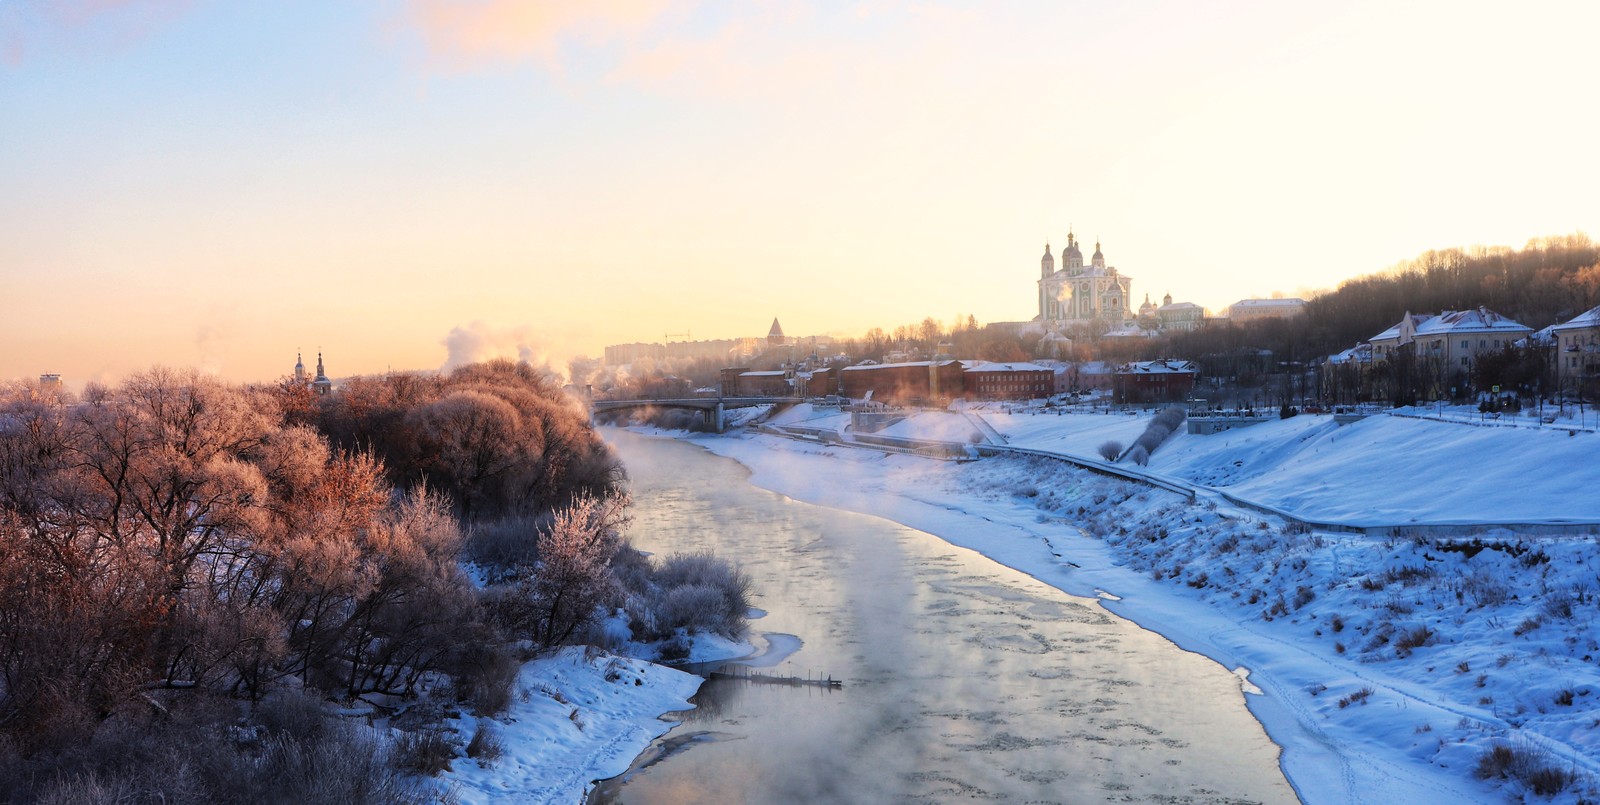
[709, 667, 843, 689]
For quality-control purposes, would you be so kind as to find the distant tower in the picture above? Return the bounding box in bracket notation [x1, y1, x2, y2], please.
[1064, 231, 1084, 273]
[767, 318, 786, 347]
[1040, 242, 1054, 279]
[1091, 240, 1106, 270]
[1163, 291, 1173, 307]
[294, 351, 306, 384]
[312, 352, 332, 396]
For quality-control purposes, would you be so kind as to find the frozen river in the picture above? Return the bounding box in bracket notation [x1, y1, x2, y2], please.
[592, 430, 1297, 804]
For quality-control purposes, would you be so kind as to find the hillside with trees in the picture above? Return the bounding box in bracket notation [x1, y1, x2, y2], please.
[1170, 234, 1600, 368]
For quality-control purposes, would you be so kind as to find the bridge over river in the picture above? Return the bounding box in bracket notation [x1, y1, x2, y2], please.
[590, 396, 801, 432]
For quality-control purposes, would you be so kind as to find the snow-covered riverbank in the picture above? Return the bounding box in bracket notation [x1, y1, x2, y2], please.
[437, 647, 701, 805]
[434, 627, 764, 804]
[681, 416, 1600, 804]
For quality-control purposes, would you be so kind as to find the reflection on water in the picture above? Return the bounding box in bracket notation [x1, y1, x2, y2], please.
[591, 430, 1297, 804]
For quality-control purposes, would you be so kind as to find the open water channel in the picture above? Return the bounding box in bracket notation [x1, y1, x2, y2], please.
[591, 430, 1297, 804]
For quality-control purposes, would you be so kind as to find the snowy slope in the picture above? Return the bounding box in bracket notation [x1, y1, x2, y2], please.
[979, 408, 1600, 525]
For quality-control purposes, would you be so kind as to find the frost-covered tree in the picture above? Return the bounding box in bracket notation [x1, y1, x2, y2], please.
[492, 494, 630, 647]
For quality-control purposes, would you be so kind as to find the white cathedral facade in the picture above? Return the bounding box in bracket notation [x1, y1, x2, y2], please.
[1037, 232, 1133, 325]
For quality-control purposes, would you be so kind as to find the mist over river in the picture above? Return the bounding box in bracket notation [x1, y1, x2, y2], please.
[592, 429, 1296, 804]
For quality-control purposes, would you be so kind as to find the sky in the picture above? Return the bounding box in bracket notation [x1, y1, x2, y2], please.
[3, 0, 1598, 387]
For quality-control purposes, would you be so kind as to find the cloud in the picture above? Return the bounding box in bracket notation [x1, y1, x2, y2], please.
[0, 0, 191, 66]
[403, 0, 676, 72]
[398, 1, 978, 102]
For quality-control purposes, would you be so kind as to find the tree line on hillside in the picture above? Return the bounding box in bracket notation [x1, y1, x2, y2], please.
[1170, 234, 1600, 370]
[0, 361, 750, 803]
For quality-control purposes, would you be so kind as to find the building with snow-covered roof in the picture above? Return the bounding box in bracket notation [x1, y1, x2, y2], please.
[1368, 312, 1433, 359]
[1226, 298, 1305, 322]
[800, 366, 838, 397]
[840, 360, 964, 405]
[1158, 297, 1205, 332]
[1369, 308, 1531, 372]
[1550, 305, 1600, 395]
[1070, 361, 1116, 392]
[1036, 330, 1073, 359]
[963, 361, 1053, 400]
[1327, 343, 1374, 366]
[1113, 359, 1199, 403]
[719, 366, 797, 396]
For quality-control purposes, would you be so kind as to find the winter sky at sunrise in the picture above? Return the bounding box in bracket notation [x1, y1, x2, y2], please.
[3, 1, 1598, 387]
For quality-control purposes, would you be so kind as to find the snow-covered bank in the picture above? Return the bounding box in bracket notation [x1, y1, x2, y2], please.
[766, 403, 1600, 526]
[436, 648, 701, 804]
[679, 425, 1600, 803]
[430, 613, 757, 801]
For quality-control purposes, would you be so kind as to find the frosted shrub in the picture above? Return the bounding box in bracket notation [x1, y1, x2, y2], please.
[1126, 406, 1186, 460]
[1128, 445, 1150, 466]
[491, 494, 630, 648]
[655, 584, 731, 635]
[653, 553, 751, 638]
[1097, 440, 1123, 461]
[619, 552, 752, 641]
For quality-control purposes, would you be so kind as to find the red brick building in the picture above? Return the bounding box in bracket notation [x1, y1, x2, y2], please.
[738, 370, 791, 396]
[1113, 359, 1199, 403]
[964, 361, 1053, 400]
[839, 361, 965, 405]
[802, 367, 837, 397]
[720, 367, 792, 396]
[719, 367, 749, 395]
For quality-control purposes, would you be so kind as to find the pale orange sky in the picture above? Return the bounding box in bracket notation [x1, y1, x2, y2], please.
[3, 1, 1597, 387]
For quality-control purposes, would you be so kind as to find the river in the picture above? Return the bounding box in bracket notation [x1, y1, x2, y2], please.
[592, 429, 1297, 804]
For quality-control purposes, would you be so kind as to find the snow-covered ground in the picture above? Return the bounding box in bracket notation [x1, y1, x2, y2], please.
[432, 631, 755, 802]
[435, 647, 700, 804]
[681, 410, 1600, 803]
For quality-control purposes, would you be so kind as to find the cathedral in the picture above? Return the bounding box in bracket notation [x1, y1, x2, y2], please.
[293, 351, 333, 395]
[1037, 232, 1132, 325]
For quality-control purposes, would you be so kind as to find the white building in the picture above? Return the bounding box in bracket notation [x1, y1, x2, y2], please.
[1037, 232, 1132, 325]
[1368, 308, 1531, 371]
[1227, 298, 1306, 322]
[1549, 304, 1600, 393]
